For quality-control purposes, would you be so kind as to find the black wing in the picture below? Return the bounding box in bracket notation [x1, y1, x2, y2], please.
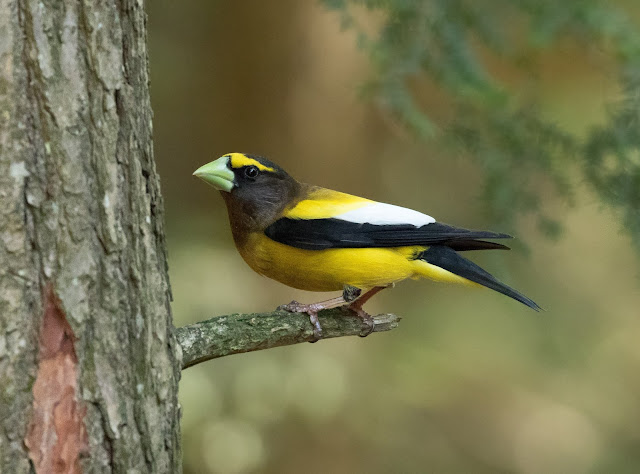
[264, 218, 511, 251]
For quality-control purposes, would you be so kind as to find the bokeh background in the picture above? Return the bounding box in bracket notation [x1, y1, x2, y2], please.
[148, 1, 640, 472]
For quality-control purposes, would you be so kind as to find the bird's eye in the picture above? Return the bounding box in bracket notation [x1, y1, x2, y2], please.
[244, 166, 259, 179]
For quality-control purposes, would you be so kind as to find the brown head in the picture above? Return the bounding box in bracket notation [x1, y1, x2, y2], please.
[193, 153, 303, 241]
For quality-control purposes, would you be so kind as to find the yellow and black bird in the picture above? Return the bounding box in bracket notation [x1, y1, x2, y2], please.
[194, 153, 540, 338]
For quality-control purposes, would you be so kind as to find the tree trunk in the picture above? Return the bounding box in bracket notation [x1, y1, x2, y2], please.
[0, 0, 181, 472]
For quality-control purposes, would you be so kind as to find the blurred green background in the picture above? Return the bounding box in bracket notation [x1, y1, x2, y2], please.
[148, 1, 640, 472]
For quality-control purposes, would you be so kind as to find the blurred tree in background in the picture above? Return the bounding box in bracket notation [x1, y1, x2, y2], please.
[147, 0, 640, 473]
[324, 0, 640, 245]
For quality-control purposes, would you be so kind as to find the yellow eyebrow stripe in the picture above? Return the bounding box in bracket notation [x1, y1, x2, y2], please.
[285, 188, 372, 220]
[228, 153, 275, 172]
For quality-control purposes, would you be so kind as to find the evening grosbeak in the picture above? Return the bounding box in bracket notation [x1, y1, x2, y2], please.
[194, 153, 540, 339]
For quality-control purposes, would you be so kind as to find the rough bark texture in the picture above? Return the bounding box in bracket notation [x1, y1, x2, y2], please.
[0, 0, 181, 472]
[177, 309, 401, 369]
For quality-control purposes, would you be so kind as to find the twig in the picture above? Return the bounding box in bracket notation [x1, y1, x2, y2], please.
[176, 308, 401, 369]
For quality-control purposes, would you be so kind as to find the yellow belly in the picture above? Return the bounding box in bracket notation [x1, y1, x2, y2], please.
[237, 233, 476, 291]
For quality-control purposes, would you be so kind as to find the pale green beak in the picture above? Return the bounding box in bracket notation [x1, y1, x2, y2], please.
[193, 156, 235, 192]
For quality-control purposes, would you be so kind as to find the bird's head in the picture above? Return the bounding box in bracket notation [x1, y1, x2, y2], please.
[193, 153, 301, 229]
[193, 153, 289, 192]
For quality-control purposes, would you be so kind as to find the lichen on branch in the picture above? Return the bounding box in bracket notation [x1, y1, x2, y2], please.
[176, 309, 401, 369]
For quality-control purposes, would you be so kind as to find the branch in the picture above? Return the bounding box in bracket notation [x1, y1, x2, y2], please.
[176, 308, 401, 369]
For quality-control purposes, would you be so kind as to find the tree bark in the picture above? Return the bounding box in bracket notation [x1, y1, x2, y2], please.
[0, 0, 181, 472]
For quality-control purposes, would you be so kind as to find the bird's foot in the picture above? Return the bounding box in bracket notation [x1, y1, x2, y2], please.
[348, 304, 375, 337]
[345, 285, 389, 337]
[278, 300, 324, 341]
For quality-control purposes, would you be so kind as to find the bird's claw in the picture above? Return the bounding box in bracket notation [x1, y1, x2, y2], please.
[359, 318, 375, 337]
[349, 306, 376, 337]
[308, 311, 323, 342]
[278, 300, 324, 342]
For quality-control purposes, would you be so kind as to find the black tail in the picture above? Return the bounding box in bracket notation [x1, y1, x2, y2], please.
[420, 245, 541, 311]
[445, 239, 511, 251]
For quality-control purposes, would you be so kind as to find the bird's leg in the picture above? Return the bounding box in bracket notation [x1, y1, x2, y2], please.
[348, 285, 389, 337]
[278, 284, 387, 340]
[278, 288, 360, 340]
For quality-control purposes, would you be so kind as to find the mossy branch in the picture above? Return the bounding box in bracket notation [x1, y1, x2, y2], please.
[176, 308, 401, 369]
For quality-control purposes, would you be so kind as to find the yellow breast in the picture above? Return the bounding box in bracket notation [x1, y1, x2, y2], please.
[237, 232, 428, 292]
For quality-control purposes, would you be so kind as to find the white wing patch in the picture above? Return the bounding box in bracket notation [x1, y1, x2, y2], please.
[333, 202, 435, 227]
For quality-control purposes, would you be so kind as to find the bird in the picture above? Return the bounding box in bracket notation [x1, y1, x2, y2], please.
[193, 152, 540, 339]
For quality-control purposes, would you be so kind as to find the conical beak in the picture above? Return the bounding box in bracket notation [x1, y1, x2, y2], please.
[193, 156, 235, 192]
